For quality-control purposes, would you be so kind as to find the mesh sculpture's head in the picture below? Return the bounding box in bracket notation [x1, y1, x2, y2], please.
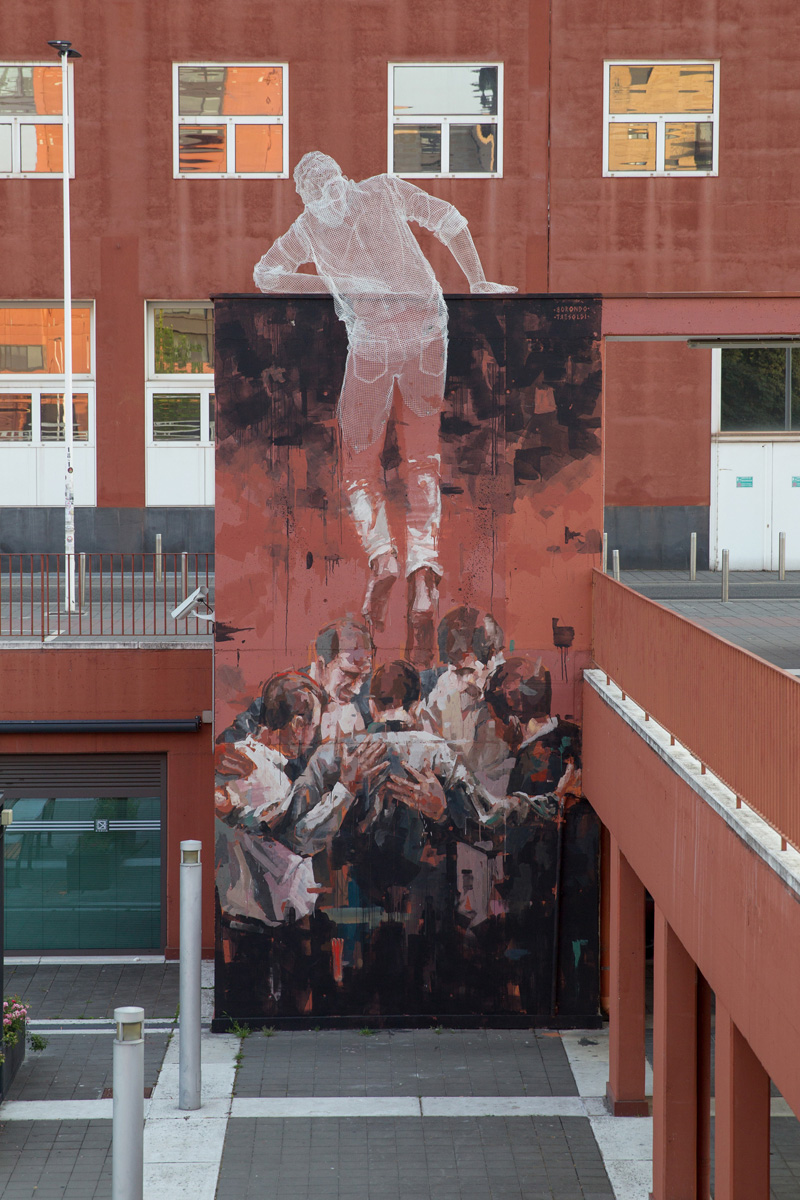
[293, 152, 348, 226]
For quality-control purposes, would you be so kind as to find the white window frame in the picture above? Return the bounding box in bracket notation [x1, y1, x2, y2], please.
[388, 61, 503, 179]
[145, 302, 215, 448]
[0, 61, 75, 179]
[172, 62, 289, 180]
[603, 60, 719, 178]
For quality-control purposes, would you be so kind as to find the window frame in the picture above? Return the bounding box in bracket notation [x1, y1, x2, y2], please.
[145, 301, 215, 447]
[0, 61, 76, 179]
[603, 59, 719, 178]
[0, 300, 95, 445]
[388, 61, 504, 180]
[172, 62, 289, 180]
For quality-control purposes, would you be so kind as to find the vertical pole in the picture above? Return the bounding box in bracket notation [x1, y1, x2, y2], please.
[602, 531, 608, 574]
[179, 840, 202, 1111]
[155, 533, 163, 583]
[690, 532, 697, 581]
[715, 1000, 771, 1200]
[60, 48, 76, 612]
[181, 551, 189, 601]
[779, 531, 786, 581]
[722, 548, 729, 602]
[612, 549, 620, 582]
[605, 837, 649, 1116]
[78, 552, 85, 609]
[112, 1006, 144, 1200]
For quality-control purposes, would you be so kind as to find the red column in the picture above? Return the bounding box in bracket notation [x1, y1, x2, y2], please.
[715, 1001, 770, 1200]
[652, 908, 697, 1200]
[606, 835, 649, 1116]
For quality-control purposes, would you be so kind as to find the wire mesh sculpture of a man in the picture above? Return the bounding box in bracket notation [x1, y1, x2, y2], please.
[254, 151, 516, 664]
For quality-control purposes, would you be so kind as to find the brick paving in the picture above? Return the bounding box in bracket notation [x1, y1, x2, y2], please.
[0, 1120, 112, 1200]
[4, 1032, 169, 1102]
[4, 962, 180, 1020]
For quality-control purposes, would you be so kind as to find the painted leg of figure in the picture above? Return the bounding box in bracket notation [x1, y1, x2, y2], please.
[339, 349, 399, 630]
[401, 406, 443, 668]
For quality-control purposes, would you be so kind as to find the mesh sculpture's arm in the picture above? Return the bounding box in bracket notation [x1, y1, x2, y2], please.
[253, 222, 330, 294]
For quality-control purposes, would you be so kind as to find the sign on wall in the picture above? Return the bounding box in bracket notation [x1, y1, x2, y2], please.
[213, 294, 602, 1024]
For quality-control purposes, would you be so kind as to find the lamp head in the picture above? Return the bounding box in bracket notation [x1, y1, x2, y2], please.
[48, 40, 82, 58]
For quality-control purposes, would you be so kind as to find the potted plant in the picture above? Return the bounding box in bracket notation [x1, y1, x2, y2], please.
[0, 997, 28, 1096]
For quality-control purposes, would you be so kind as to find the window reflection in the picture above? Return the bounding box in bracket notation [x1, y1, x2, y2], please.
[41, 393, 89, 441]
[179, 66, 283, 117]
[20, 123, 63, 173]
[209, 393, 216, 442]
[0, 66, 62, 115]
[235, 124, 283, 173]
[153, 393, 202, 441]
[178, 125, 226, 172]
[607, 123, 656, 171]
[664, 121, 713, 171]
[153, 308, 213, 374]
[393, 125, 441, 173]
[0, 394, 32, 440]
[721, 349, 787, 432]
[393, 65, 498, 116]
[609, 64, 714, 115]
[450, 124, 496, 172]
[0, 306, 92, 375]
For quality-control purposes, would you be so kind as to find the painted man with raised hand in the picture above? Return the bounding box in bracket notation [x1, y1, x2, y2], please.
[254, 151, 516, 665]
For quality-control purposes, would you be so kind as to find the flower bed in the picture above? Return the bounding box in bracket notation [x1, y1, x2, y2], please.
[0, 997, 27, 1097]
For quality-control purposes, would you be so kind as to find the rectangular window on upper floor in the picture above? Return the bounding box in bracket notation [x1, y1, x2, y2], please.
[146, 304, 215, 443]
[0, 63, 75, 178]
[173, 63, 288, 179]
[603, 61, 719, 177]
[389, 62, 503, 179]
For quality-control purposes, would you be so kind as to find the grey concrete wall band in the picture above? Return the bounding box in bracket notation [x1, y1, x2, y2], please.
[604, 505, 710, 570]
[0, 507, 214, 554]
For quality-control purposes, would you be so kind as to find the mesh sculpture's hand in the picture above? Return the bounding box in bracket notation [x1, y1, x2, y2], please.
[470, 281, 518, 294]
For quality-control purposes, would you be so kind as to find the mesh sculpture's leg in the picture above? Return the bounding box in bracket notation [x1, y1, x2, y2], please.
[339, 348, 399, 629]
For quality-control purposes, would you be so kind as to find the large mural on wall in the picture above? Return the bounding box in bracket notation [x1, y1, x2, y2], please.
[213, 162, 602, 1024]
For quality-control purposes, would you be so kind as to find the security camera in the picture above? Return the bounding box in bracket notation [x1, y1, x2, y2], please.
[171, 585, 214, 622]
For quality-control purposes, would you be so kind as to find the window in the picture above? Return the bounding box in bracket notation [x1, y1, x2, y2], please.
[0, 303, 93, 442]
[389, 63, 503, 178]
[721, 348, 800, 432]
[146, 304, 215, 505]
[0, 62, 74, 178]
[173, 63, 288, 178]
[603, 61, 718, 177]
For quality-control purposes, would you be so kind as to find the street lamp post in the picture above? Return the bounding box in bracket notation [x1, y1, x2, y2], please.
[47, 39, 81, 612]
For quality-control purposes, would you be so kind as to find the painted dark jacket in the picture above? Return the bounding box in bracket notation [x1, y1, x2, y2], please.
[507, 717, 581, 797]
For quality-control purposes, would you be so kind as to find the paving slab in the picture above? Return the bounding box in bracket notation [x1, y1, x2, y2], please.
[4, 962, 180, 1020]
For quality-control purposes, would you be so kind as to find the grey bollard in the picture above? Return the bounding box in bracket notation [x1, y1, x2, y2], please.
[602, 531, 608, 574]
[690, 532, 697, 581]
[179, 840, 202, 1110]
[779, 531, 786, 581]
[112, 1007, 144, 1200]
[722, 549, 730, 602]
[612, 549, 620, 581]
[155, 533, 163, 584]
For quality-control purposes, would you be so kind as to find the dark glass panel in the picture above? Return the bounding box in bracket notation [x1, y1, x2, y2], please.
[153, 393, 202, 441]
[393, 125, 441, 173]
[721, 349, 787, 431]
[450, 124, 497, 173]
[41, 392, 89, 441]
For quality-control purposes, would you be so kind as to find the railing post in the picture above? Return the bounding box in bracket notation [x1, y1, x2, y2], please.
[179, 839, 202, 1111]
[612, 549, 620, 582]
[690, 532, 697, 581]
[779, 531, 786, 581]
[181, 551, 188, 600]
[155, 533, 163, 583]
[112, 1006, 144, 1200]
[722, 549, 730, 602]
[78, 552, 86, 609]
[602, 531, 608, 574]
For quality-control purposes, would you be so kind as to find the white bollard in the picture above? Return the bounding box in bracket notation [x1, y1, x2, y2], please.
[155, 533, 163, 583]
[690, 532, 697, 581]
[612, 549, 620, 582]
[602, 531, 608, 574]
[722, 549, 730, 602]
[112, 1006, 144, 1200]
[179, 839, 202, 1111]
[779, 531, 786, 581]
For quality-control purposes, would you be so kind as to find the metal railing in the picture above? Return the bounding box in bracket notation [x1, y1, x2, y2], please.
[592, 568, 800, 851]
[0, 552, 214, 639]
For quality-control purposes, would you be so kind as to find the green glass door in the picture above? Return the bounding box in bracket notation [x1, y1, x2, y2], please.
[4, 796, 162, 951]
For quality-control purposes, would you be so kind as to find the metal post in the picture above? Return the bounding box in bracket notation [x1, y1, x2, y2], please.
[179, 839, 202, 1111]
[78, 552, 85, 608]
[181, 552, 188, 600]
[722, 549, 730, 602]
[155, 533, 163, 583]
[602, 531, 608, 574]
[48, 41, 81, 613]
[612, 549, 620, 582]
[690, 532, 697, 581]
[112, 1006, 144, 1200]
[779, 531, 786, 581]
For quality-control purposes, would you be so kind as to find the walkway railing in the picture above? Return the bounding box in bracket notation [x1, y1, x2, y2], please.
[592, 569, 800, 851]
[0, 552, 214, 639]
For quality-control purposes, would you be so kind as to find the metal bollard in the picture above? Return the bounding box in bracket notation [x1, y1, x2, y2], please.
[179, 840, 202, 1111]
[181, 551, 188, 601]
[155, 533, 163, 584]
[112, 1007, 144, 1200]
[690, 532, 697, 581]
[779, 531, 786, 581]
[722, 549, 730, 602]
[602, 531, 608, 574]
[79, 552, 86, 608]
[612, 549, 620, 581]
